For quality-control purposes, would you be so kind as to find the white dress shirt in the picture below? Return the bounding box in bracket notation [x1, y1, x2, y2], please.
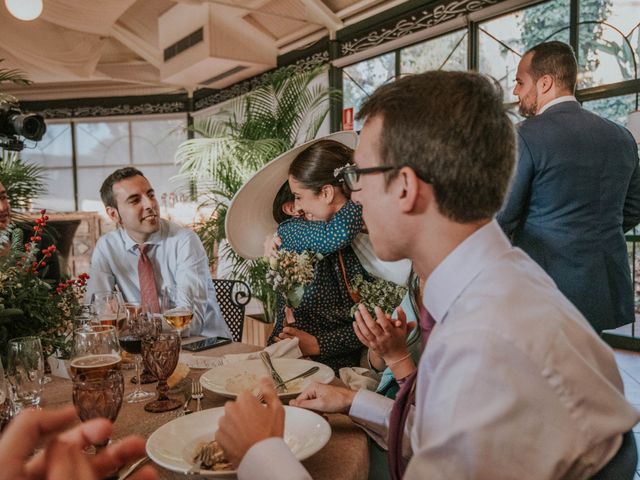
[239, 220, 639, 479]
[86, 219, 229, 338]
[538, 95, 578, 115]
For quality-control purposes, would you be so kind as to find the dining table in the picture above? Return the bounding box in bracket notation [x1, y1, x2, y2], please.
[42, 341, 370, 479]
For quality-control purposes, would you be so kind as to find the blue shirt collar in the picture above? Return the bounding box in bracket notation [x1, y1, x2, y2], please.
[120, 220, 166, 253]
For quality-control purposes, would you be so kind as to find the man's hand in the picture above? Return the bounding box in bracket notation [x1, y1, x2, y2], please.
[289, 383, 356, 414]
[216, 378, 285, 467]
[353, 304, 414, 365]
[278, 325, 320, 356]
[0, 406, 157, 480]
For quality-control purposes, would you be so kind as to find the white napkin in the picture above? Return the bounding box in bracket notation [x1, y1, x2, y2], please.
[339, 366, 381, 391]
[181, 338, 303, 369]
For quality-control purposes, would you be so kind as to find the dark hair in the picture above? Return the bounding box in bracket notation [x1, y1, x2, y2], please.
[356, 71, 515, 223]
[100, 167, 146, 209]
[288, 140, 352, 195]
[526, 41, 577, 93]
[272, 181, 295, 223]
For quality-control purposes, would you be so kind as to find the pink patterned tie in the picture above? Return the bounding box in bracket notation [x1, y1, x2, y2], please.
[387, 305, 436, 480]
[137, 244, 160, 313]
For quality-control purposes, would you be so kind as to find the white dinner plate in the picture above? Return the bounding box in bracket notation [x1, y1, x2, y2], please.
[146, 406, 331, 477]
[199, 358, 334, 399]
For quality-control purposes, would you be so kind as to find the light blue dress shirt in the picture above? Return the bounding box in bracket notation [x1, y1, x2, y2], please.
[86, 219, 229, 338]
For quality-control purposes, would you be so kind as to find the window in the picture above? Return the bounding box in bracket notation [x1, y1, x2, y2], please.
[578, 0, 639, 89]
[21, 122, 74, 211]
[582, 94, 637, 126]
[400, 30, 468, 74]
[343, 53, 395, 131]
[478, 0, 571, 101]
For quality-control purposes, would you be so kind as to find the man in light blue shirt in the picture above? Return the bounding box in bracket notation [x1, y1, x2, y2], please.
[86, 167, 229, 338]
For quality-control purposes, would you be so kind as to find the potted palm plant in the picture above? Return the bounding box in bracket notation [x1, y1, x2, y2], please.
[175, 65, 337, 335]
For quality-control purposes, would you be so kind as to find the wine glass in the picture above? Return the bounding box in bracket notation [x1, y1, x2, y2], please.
[161, 286, 193, 334]
[91, 292, 125, 328]
[6, 336, 44, 412]
[72, 370, 124, 449]
[70, 325, 121, 379]
[117, 304, 155, 403]
[141, 330, 181, 413]
[75, 303, 98, 331]
[0, 358, 13, 431]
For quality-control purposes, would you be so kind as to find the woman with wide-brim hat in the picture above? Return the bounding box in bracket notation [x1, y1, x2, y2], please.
[227, 132, 376, 372]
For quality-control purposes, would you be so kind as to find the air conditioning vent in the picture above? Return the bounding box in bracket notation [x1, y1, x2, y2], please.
[202, 65, 249, 85]
[163, 27, 204, 62]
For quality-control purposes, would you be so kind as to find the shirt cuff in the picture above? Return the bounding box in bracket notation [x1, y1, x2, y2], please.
[237, 437, 312, 480]
[349, 389, 395, 442]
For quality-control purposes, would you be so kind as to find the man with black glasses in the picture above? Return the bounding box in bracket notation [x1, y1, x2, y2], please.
[214, 71, 639, 479]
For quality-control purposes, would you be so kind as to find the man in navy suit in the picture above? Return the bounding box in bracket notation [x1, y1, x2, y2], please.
[498, 41, 640, 333]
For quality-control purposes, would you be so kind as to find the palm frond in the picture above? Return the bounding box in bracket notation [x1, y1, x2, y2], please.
[175, 67, 332, 319]
[0, 59, 31, 86]
[0, 151, 47, 210]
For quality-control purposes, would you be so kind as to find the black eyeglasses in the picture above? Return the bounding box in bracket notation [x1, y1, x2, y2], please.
[334, 164, 397, 192]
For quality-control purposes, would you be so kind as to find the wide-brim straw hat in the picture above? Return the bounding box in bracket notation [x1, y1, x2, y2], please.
[225, 131, 358, 260]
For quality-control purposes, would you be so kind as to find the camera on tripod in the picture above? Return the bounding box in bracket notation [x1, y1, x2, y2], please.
[0, 103, 46, 152]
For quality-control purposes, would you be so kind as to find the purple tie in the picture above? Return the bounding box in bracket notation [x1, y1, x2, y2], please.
[387, 305, 436, 480]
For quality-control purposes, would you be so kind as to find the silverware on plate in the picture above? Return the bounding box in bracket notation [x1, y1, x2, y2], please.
[192, 381, 204, 411]
[259, 351, 287, 392]
[118, 456, 149, 480]
[255, 366, 320, 402]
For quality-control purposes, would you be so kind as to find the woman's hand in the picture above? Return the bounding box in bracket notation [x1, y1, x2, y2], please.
[277, 311, 320, 356]
[262, 234, 282, 257]
[353, 304, 414, 365]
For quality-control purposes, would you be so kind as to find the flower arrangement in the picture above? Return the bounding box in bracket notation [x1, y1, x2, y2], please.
[264, 250, 323, 308]
[0, 210, 88, 360]
[349, 274, 407, 317]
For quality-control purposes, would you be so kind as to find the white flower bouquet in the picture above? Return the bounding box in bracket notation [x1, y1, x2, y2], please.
[265, 250, 323, 308]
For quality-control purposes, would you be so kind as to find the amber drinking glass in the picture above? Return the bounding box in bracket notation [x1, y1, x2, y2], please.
[142, 331, 181, 412]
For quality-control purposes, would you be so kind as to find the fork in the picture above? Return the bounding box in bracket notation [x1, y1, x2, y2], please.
[192, 381, 204, 412]
[255, 366, 319, 402]
[259, 351, 287, 392]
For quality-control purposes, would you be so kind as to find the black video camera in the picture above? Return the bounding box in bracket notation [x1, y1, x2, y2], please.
[0, 104, 46, 152]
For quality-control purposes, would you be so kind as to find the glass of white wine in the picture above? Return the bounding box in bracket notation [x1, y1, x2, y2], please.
[161, 285, 193, 334]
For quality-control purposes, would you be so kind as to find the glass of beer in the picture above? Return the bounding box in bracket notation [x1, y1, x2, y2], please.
[70, 326, 121, 379]
[6, 336, 44, 412]
[117, 304, 155, 403]
[0, 358, 13, 432]
[72, 370, 124, 450]
[161, 285, 193, 334]
[91, 292, 125, 328]
[142, 330, 181, 413]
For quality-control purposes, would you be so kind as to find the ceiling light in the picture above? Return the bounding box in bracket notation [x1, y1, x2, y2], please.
[4, 0, 43, 21]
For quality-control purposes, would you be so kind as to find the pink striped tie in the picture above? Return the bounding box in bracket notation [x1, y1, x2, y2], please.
[137, 244, 160, 313]
[387, 305, 436, 480]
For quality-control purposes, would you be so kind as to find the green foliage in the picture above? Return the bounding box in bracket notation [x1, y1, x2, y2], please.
[0, 214, 87, 362]
[349, 274, 407, 317]
[0, 58, 31, 106]
[176, 65, 337, 321]
[0, 151, 47, 210]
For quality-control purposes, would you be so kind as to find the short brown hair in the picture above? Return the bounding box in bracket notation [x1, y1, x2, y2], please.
[356, 71, 515, 223]
[289, 140, 352, 196]
[526, 41, 577, 93]
[100, 167, 146, 209]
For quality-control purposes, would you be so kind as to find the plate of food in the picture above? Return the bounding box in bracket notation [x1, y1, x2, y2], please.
[199, 358, 334, 399]
[146, 406, 331, 476]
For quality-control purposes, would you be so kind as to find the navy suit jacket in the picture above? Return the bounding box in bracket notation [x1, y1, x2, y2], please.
[497, 101, 640, 332]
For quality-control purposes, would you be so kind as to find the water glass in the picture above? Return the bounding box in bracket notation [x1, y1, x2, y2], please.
[6, 336, 44, 412]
